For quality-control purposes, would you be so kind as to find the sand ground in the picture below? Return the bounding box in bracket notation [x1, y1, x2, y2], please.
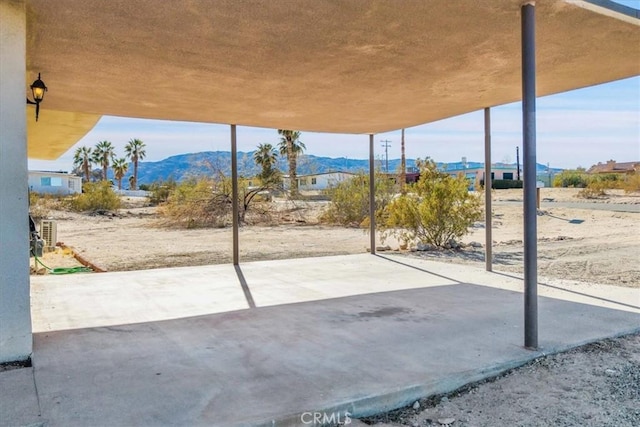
[31, 188, 640, 426]
[36, 188, 640, 288]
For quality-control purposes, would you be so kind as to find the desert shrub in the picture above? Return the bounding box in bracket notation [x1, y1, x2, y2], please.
[621, 172, 640, 193]
[590, 173, 623, 189]
[68, 181, 121, 212]
[380, 158, 482, 248]
[320, 172, 396, 227]
[148, 179, 177, 205]
[158, 177, 275, 228]
[553, 170, 590, 188]
[29, 192, 65, 220]
[159, 179, 230, 228]
[577, 183, 607, 199]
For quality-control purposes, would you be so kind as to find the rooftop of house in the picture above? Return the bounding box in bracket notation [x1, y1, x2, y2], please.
[445, 164, 520, 172]
[29, 170, 75, 176]
[284, 171, 357, 178]
[587, 160, 640, 174]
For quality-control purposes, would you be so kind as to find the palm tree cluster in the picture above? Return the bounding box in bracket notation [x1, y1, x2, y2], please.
[73, 139, 146, 190]
[253, 143, 279, 185]
[253, 130, 306, 195]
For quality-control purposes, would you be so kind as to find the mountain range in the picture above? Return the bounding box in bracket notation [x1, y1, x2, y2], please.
[103, 151, 561, 185]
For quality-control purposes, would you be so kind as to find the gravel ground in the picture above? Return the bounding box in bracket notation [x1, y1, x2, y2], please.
[357, 333, 640, 427]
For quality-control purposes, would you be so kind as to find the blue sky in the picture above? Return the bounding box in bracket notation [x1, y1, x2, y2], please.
[29, 1, 639, 172]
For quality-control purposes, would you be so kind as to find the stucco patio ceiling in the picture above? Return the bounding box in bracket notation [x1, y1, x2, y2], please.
[26, 0, 639, 159]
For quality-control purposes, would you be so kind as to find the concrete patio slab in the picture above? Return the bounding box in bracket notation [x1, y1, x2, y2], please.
[0, 367, 41, 427]
[4, 254, 638, 427]
[241, 254, 459, 307]
[30, 264, 248, 332]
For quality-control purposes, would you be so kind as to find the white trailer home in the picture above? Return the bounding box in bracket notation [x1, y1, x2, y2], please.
[283, 171, 356, 191]
[28, 170, 82, 195]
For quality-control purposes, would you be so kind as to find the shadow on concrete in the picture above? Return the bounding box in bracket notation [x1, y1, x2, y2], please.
[492, 270, 640, 311]
[392, 248, 526, 267]
[234, 264, 256, 309]
[374, 254, 463, 284]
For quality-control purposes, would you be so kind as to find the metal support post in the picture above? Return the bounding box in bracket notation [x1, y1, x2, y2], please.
[231, 124, 239, 265]
[484, 108, 492, 272]
[522, 0, 538, 349]
[369, 134, 376, 255]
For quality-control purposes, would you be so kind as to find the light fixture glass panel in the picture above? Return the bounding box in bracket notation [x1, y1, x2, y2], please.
[32, 86, 46, 101]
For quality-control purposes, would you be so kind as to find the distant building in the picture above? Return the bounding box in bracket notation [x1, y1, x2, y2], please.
[587, 160, 639, 175]
[398, 164, 521, 189]
[444, 164, 520, 190]
[28, 171, 82, 195]
[283, 171, 356, 190]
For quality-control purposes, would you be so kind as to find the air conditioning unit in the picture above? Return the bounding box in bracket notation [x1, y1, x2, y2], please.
[40, 220, 57, 251]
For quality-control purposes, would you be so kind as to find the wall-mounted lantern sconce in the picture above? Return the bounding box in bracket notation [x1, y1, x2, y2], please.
[26, 73, 47, 122]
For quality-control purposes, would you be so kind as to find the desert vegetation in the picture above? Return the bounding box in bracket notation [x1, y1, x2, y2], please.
[320, 171, 396, 227]
[37, 129, 640, 257]
[156, 175, 279, 228]
[552, 168, 640, 198]
[67, 181, 121, 212]
[319, 159, 482, 248]
[29, 182, 121, 216]
[379, 159, 482, 248]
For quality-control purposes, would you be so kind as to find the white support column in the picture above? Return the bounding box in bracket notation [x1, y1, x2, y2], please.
[0, 0, 32, 363]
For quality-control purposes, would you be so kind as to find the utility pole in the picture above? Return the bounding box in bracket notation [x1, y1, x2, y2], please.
[516, 146, 521, 181]
[380, 139, 392, 173]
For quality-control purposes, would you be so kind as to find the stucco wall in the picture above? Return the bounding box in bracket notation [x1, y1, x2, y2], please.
[0, 0, 32, 363]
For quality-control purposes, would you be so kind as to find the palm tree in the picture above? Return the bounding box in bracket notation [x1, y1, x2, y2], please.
[93, 140, 115, 181]
[125, 138, 146, 190]
[73, 146, 93, 182]
[253, 143, 279, 185]
[112, 158, 129, 190]
[277, 130, 305, 195]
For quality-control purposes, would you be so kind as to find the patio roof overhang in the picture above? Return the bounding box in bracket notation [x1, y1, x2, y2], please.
[25, 0, 639, 159]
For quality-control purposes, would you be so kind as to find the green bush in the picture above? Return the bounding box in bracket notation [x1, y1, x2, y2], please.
[553, 170, 590, 188]
[380, 158, 482, 248]
[148, 179, 177, 205]
[68, 181, 121, 212]
[621, 172, 640, 193]
[321, 172, 396, 227]
[590, 173, 623, 189]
